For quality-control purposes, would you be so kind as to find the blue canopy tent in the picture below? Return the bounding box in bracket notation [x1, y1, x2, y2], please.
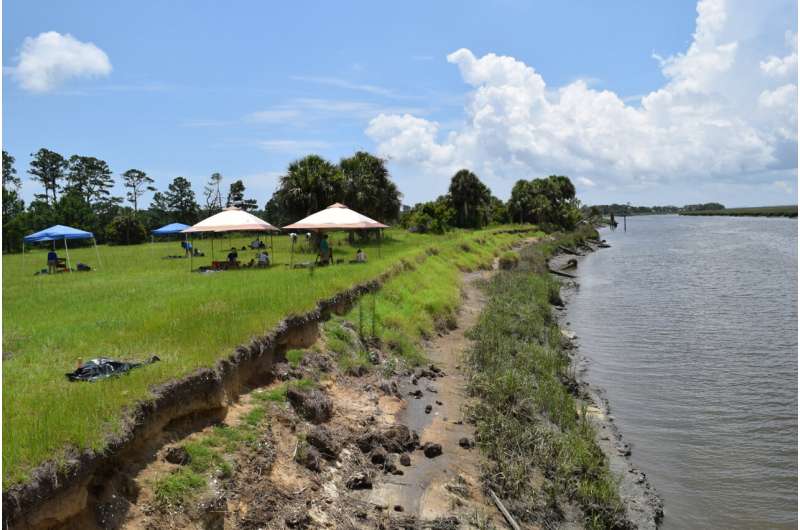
[23, 225, 101, 273]
[151, 222, 190, 236]
[150, 222, 191, 257]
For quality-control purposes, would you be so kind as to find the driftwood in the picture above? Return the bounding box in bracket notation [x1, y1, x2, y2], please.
[557, 245, 580, 256]
[489, 488, 521, 530]
[560, 258, 578, 271]
[548, 268, 577, 279]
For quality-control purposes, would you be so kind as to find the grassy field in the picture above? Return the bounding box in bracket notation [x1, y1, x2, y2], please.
[2, 227, 527, 486]
[680, 205, 797, 217]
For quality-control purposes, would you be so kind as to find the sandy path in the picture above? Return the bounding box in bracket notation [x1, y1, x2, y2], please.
[366, 252, 527, 524]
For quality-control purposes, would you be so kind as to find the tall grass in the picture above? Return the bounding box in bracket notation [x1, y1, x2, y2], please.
[2, 226, 529, 485]
[466, 227, 629, 529]
[331, 231, 538, 364]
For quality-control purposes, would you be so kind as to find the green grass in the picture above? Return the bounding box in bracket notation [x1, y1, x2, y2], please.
[333, 229, 540, 364]
[466, 226, 629, 529]
[285, 348, 305, 367]
[680, 205, 797, 217]
[2, 226, 531, 485]
[153, 468, 206, 508]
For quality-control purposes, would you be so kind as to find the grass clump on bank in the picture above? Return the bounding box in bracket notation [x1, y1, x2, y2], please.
[153, 468, 206, 508]
[466, 227, 629, 529]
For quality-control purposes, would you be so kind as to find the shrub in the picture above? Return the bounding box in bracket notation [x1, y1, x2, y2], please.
[106, 213, 147, 245]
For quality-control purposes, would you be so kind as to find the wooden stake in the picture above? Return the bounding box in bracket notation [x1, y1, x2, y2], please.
[489, 488, 521, 530]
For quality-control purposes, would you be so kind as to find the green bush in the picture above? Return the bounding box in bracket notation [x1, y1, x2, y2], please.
[106, 213, 147, 245]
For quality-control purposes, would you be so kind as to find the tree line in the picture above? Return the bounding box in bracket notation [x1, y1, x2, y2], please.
[585, 202, 726, 216]
[3, 147, 584, 252]
[401, 172, 582, 233]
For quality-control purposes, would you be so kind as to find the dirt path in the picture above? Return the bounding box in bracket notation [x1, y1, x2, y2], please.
[364, 265, 504, 524]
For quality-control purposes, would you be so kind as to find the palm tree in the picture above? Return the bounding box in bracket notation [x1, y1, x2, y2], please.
[448, 169, 491, 228]
[278, 155, 344, 220]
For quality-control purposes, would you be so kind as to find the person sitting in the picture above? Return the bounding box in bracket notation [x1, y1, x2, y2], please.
[227, 247, 239, 268]
[355, 249, 366, 263]
[257, 249, 270, 268]
[47, 249, 58, 274]
[317, 234, 331, 265]
[250, 238, 265, 249]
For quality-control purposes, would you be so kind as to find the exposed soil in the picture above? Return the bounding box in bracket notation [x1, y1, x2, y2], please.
[105, 257, 515, 530]
[363, 267, 503, 525]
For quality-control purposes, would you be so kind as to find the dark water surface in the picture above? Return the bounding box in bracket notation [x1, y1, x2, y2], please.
[565, 215, 797, 529]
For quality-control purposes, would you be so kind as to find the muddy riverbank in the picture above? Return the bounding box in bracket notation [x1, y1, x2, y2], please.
[550, 243, 664, 529]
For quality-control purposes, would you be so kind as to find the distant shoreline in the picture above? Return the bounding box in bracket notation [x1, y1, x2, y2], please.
[679, 205, 797, 218]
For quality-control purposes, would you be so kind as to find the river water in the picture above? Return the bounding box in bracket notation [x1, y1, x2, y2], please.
[564, 215, 797, 529]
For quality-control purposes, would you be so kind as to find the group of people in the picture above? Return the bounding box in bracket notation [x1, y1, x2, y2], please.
[181, 233, 370, 270]
[225, 246, 270, 269]
[315, 234, 367, 265]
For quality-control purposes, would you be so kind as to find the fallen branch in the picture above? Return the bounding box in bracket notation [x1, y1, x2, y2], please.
[557, 245, 580, 255]
[489, 488, 521, 530]
[548, 268, 577, 279]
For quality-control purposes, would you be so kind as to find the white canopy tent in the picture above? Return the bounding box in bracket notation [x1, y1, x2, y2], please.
[283, 203, 389, 264]
[283, 203, 389, 231]
[183, 207, 280, 270]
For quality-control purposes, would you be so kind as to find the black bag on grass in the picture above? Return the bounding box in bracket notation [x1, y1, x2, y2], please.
[66, 355, 160, 382]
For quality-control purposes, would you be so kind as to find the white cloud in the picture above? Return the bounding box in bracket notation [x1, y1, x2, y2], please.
[577, 177, 596, 188]
[759, 84, 797, 108]
[9, 31, 111, 92]
[245, 98, 428, 125]
[772, 180, 794, 194]
[760, 31, 798, 77]
[366, 0, 797, 198]
[290, 75, 400, 98]
[258, 140, 333, 152]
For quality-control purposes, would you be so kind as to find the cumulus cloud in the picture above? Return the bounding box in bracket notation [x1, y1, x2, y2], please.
[366, 0, 797, 198]
[760, 31, 798, 77]
[258, 139, 333, 152]
[9, 31, 111, 92]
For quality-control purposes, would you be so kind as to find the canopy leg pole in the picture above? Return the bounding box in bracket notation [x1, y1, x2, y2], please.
[93, 237, 102, 270]
[22, 241, 25, 272]
[64, 239, 72, 273]
[212, 236, 215, 262]
[270, 233, 274, 265]
[379, 229, 382, 258]
[190, 234, 193, 272]
[291, 239, 295, 266]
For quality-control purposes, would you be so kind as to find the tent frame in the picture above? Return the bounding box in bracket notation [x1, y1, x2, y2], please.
[22, 236, 101, 274]
[190, 231, 276, 272]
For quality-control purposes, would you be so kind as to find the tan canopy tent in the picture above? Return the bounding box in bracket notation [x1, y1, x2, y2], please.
[183, 207, 280, 269]
[283, 203, 389, 231]
[283, 203, 389, 264]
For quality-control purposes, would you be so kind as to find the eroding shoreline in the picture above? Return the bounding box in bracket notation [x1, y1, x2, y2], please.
[550, 243, 664, 528]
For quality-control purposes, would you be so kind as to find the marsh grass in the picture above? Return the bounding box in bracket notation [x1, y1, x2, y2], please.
[680, 205, 797, 217]
[466, 228, 628, 529]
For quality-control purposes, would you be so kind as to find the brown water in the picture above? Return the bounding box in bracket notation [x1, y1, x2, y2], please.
[565, 215, 797, 529]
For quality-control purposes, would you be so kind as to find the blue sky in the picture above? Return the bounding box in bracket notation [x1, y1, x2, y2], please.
[3, 0, 797, 208]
